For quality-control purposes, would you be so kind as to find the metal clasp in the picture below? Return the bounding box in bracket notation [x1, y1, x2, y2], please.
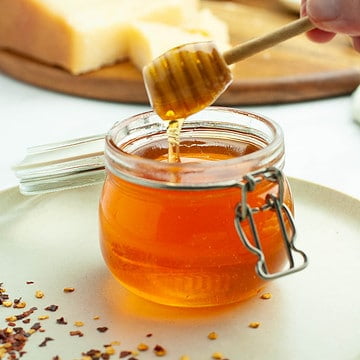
[234, 167, 308, 280]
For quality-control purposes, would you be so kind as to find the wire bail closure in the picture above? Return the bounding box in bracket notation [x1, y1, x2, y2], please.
[234, 167, 308, 280]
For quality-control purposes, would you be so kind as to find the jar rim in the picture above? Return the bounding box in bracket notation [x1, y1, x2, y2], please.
[105, 107, 285, 187]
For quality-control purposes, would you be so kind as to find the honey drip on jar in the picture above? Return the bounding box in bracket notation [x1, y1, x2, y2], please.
[166, 118, 184, 163]
[143, 41, 232, 165]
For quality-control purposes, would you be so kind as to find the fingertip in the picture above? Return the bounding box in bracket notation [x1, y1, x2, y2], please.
[306, 28, 336, 43]
[352, 37, 360, 52]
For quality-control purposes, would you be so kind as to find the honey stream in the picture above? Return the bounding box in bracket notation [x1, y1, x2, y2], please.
[166, 118, 184, 163]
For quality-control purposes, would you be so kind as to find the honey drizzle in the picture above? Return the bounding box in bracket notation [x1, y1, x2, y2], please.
[166, 118, 184, 163]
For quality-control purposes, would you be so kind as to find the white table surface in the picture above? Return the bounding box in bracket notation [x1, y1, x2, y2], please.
[0, 72, 359, 200]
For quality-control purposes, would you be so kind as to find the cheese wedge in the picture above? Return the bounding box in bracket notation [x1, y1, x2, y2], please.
[127, 9, 231, 70]
[182, 8, 230, 48]
[0, 0, 200, 74]
[127, 22, 208, 71]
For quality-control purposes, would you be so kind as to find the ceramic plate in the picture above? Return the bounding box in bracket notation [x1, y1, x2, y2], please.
[0, 178, 359, 360]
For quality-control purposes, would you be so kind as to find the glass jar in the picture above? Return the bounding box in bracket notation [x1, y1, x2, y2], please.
[99, 107, 307, 307]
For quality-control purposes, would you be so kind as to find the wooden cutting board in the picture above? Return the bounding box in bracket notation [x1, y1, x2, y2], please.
[0, 0, 359, 105]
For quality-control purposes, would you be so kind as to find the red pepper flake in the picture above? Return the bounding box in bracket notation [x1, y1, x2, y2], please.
[260, 292, 272, 300]
[7, 322, 16, 327]
[22, 319, 31, 324]
[0, 326, 28, 357]
[56, 317, 68, 325]
[96, 327, 108, 333]
[10, 307, 38, 321]
[26, 281, 34, 284]
[31, 322, 42, 331]
[119, 350, 132, 358]
[45, 304, 59, 312]
[35, 290, 45, 299]
[39, 337, 54, 347]
[248, 321, 261, 329]
[0, 288, 10, 306]
[146, 333, 153, 337]
[84, 349, 101, 356]
[13, 301, 27, 309]
[153, 344, 167, 357]
[128, 358, 139, 360]
[53, 356, 61, 360]
[63, 287, 75, 293]
[69, 330, 84, 337]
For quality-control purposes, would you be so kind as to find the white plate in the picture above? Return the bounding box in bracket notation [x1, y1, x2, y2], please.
[279, 0, 300, 13]
[1, 178, 359, 360]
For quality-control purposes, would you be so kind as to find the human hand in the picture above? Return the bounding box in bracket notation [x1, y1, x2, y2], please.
[301, 0, 360, 52]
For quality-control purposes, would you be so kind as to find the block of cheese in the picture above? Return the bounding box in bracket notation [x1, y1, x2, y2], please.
[127, 9, 231, 70]
[0, 0, 200, 74]
[182, 8, 230, 48]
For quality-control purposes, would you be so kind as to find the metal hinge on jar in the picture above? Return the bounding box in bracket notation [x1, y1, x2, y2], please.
[234, 167, 308, 280]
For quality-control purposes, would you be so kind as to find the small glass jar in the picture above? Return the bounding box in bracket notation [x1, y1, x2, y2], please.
[99, 107, 306, 307]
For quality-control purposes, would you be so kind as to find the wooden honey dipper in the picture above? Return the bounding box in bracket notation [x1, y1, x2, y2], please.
[143, 16, 314, 120]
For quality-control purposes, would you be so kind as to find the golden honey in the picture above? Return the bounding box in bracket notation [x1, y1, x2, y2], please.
[99, 108, 294, 307]
[143, 41, 232, 121]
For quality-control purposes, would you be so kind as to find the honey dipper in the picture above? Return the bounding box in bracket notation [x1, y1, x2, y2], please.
[143, 16, 314, 120]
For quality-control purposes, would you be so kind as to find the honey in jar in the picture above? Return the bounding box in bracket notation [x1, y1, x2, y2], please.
[99, 107, 304, 307]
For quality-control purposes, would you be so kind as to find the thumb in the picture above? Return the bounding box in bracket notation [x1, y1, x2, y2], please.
[307, 0, 360, 36]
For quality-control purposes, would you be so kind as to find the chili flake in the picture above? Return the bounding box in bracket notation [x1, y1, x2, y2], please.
[82, 349, 101, 359]
[7, 307, 37, 322]
[104, 345, 115, 355]
[260, 292, 272, 300]
[63, 287, 75, 293]
[248, 322, 261, 329]
[5, 316, 17, 322]
[35, 291, 44, 299]
[207, 331, 218, 340]
[119, 350, 132, 358]
[38, 337, 54, 347]
[13, 301, 26, 309]
[153, 344, 166, 357]
[212, 352, 224, 359]
[56, 317, 68, 325]
[45, 304, 59, 312]
[31, 322, 42, 331]
[70, 330, 84, 337]
[96, 326, 108, 333]
[0, 326, 28, 356]
[137, 343, 149, 351]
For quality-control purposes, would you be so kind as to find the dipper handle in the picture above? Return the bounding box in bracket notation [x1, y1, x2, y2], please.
[223, 16, 314, 65]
